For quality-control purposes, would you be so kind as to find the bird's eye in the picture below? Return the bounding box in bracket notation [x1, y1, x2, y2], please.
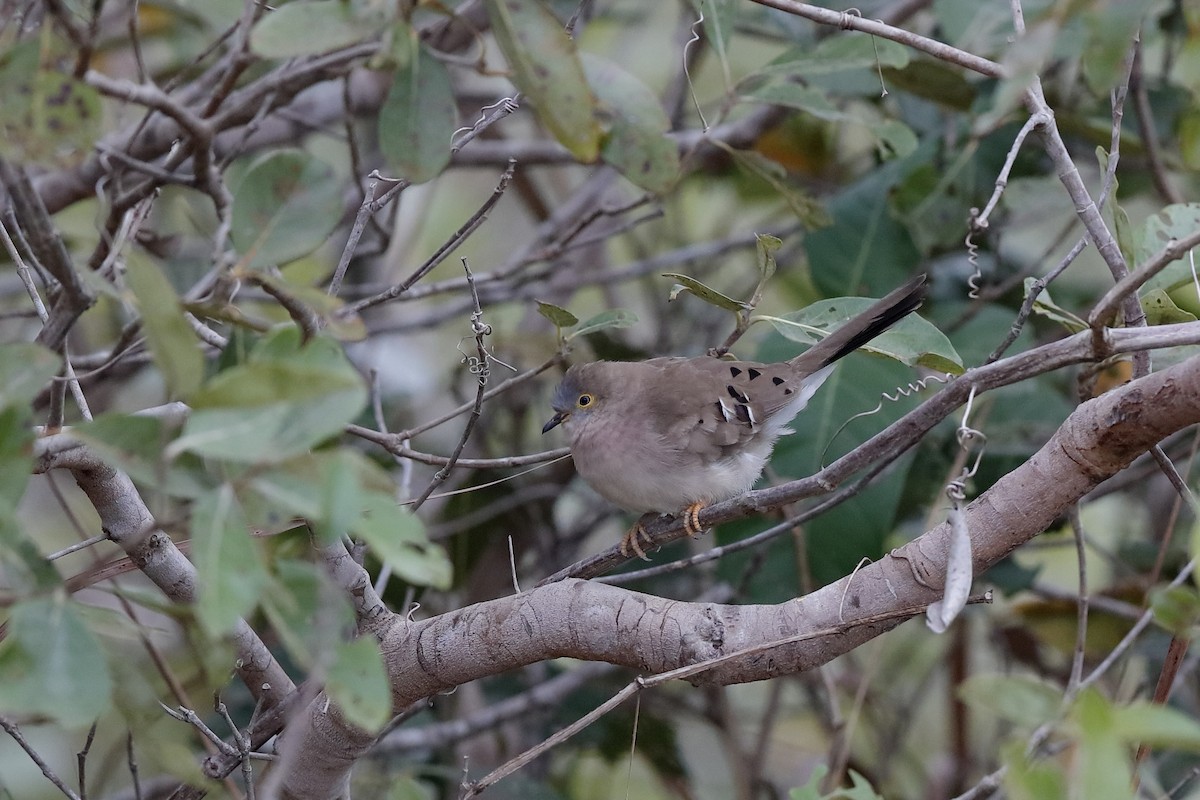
[576, 393, 595, 408]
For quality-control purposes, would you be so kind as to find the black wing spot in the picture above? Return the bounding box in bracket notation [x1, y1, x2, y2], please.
[772, 376, 785, 386]
[734, 404, 752, 424]
[748, 368, 761, 380]
[726, 385, 749, 403]
[784, 388, 794, 395]
[729, 366, 742, 378]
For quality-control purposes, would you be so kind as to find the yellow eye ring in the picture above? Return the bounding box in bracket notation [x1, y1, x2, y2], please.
[576, 393, 595, 408]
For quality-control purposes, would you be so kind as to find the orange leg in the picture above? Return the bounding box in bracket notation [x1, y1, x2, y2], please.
[682, 502, 706, 537]
[619, 520, 653, 561]
[619, 506, 707, 561]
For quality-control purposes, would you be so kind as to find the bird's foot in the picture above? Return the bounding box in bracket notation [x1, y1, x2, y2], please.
[682, 502, 707, 538]
[619, 518, 655, 561]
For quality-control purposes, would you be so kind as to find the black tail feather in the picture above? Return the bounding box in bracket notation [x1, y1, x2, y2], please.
[789, 274, 928, 372]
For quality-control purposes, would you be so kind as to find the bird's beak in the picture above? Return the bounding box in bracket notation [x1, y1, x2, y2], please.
[542, 411, 567, 434]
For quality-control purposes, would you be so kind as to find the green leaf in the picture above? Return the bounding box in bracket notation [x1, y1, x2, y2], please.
[536, 301, 580, 328]
[1110, 701, 1200, 749]
[581, 54, 680, 193]
[125, 257, 205, 399]
[878, 59, 976, 110]
[0, 407, 34, 535]
[354, 492, 451, 589]
[762, 296, 963, 374]
[788, 765, 882, 799]
[959, 674, 1060, 729]
[247, 450, 450, 588]
[387, 776, 436, 800]
[484, 0, 602, 161]
[1025, 277, 1086, 332]
[567, 309, 638, 340]
[231, 150, 343, 270]
[718, 144, 831, 229]
[1002, 739, 1065, 800]
[805, 176, 920, 298]
[663, 273, 746, 312]
[1193, 517, 1200, 592]
[1112, 199, 1135, 271]
[0, 343, 61, 411]
[0, 408, 60, 591]
[1071, 689, 1132, 800]
[1135, 203, 1200, 294]
[250, 0, 380, 58]
[1181, 109, 1200, 171]
[874, 120, 918, 160]
[379, 42, 457, 184]
[262, 559, 355, 668]
[742, 83, 849, 122]
[739, 84, 917, 161]
[249, 449, 380, 522]
[1082, 0, 1151, 95]
[755, 234, 781, 280]
[171, 329, 366, 463]
[789, 764, 829, 800]
[1141, 288, 1198, 325]
[0, 596, 113, 727]
[700, 0, 737, 87]
[191, 484, 267, 635]
[840, 771, 885, 800]
[752, 35, 910, 82]
[0, 41, 102, 168]
[327, 637, 391, 733]
[1150, 585, 1200, 637]
[75, 413, 213, 499]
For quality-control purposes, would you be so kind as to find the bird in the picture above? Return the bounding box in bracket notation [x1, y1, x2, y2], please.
[542, 274, 927, 560]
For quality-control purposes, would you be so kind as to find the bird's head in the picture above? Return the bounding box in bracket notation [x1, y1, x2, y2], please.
[542, 363, 612, 438]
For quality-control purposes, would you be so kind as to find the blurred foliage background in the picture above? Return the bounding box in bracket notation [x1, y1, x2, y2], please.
[3, 0, 1200, 798]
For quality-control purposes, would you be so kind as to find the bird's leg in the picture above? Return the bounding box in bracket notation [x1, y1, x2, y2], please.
[682, 502, 707, 537]
[619, 513, 658, 561]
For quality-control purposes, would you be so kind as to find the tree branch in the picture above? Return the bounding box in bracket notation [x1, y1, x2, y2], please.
[275, 352, 1200, 797]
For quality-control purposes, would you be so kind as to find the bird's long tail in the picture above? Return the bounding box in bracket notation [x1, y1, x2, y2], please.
[787, 274, 928, 372]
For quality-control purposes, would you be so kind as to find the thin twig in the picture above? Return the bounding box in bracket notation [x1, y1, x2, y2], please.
[343, 161, 516, 312]
[410, 259, 494, 510]
[1064, 507, 1089, 698]
[0, 715, 83, 800]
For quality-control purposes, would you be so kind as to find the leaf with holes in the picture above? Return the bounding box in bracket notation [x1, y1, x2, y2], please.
[0, 41, 101, 168]
[1136, 203, 1200, 295]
